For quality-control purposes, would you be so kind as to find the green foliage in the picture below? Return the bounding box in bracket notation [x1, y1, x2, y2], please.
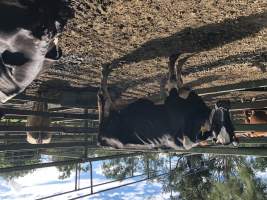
[251, 157, 267, 172]
[208, 166, 267, 200]
[101, 153, 169, 181]
[57, 164, 77, 180]
[0, 150, 40, 180]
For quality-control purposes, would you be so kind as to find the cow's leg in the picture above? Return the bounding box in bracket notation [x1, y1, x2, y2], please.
[166, 53, 181, 92]
[167, 53, 193, 99]
[177, 54, 194, 99]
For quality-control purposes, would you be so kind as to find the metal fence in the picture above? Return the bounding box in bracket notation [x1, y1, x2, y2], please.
[0, 79, 266, 199]
[0, 79, 266, 146]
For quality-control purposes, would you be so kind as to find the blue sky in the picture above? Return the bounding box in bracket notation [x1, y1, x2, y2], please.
[0, 155, 176, 200]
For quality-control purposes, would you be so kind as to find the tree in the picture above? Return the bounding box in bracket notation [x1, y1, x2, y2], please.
[208, 166, 267, 200]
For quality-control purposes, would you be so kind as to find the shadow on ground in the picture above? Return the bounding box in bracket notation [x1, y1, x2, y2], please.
[106, 11, 267, 69]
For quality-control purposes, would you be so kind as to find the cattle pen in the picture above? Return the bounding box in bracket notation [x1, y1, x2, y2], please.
[0, 79, 267, 199]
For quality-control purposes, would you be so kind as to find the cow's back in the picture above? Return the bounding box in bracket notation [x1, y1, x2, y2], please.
[99, 99, 175, 145]
[99, 90, 210, 147]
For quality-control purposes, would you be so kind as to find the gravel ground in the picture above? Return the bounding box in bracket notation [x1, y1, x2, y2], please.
[25, 0, 267, 105]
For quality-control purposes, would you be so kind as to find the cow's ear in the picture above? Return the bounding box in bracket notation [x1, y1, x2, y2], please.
[45, 43, 62, 61]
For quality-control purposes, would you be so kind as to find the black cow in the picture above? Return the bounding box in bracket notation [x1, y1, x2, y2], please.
[0, 0, 73, 103]
[98, 54, 238, 150]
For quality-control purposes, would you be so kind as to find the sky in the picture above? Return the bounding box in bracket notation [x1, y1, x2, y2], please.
[1, 154, 266, 200]
[0, 155, 177, 200]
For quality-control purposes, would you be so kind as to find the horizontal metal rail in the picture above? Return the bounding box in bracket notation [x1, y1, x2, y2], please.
[69, 172, 169, 200]
[1, 145, 267, 180]
[188, 146, 267, 156]
[0, 142, 98, 151]
[0, 126, 98, 133]
[0, 108, 98, 119]
[0, 158, 83, 173]
[0, 152, 144, 173]
[149, 81, 267, 104]
[0, 124, 265, 134]
[0, 138, 267, 152]
[108, 146, 267, 157]
[49, 107, 81, 112]
[230, 100, 267, 111]
[38, 154, 190, 200]
[14, 91, 98, 109]
[238, 137, 267, 143]
[13, 94, 58, 104]
[38, 173, 151, 200]
[0, 134, 92, 140]
[196, 79, 267, 96]
[234, 124, 267, 132]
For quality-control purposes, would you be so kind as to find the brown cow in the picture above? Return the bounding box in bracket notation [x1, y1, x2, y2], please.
[26, 100, 51, 144]
[243, 110, 267, 137]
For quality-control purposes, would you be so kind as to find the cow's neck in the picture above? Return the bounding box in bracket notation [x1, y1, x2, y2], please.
[200, 108, 216, 134]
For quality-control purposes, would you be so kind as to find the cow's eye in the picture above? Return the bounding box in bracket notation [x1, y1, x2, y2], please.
[1, 50, 29, 66]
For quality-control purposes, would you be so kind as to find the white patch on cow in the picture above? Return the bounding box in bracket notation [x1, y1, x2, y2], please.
[147, 138, 157, 148]
[102, 137, 124, 148]
[159, 135, 183, 150]
[26, 134, 51, 144]
[182, 136, 199, 150]
[53, 37, 59, 46]
[133, 134, 184, 150]
[135, 133, 149, 145]
[26, 134, 38, 144]
[216, 126, 230, 144]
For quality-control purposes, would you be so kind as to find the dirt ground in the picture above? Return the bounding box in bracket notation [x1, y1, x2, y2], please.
[26, 0, 267, 105]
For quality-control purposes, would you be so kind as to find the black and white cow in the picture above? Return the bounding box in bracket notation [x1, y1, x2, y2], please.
[97, 54, 238, 150]
[0, 0, 73, 103]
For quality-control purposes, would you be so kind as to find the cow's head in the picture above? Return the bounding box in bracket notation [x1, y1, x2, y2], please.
[210, 100, 238, 146]
[0, 0, 73, 102]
